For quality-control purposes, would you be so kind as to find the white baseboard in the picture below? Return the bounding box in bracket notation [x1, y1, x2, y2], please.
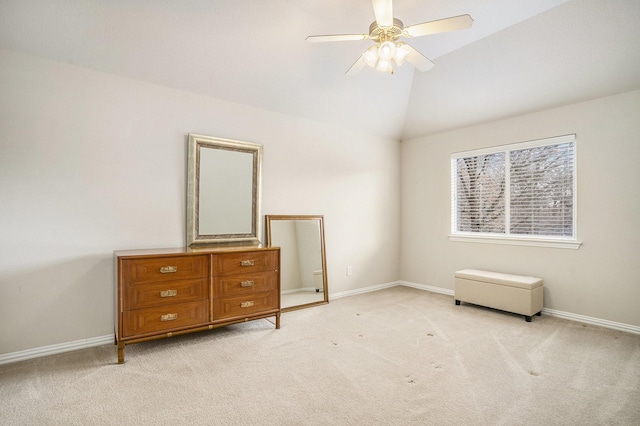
[540, 307, 640, 335]
[0, 334, 114, 366]
[400, 280, 455, 296]
[329, 281, 400, 300]
[282, 286, 320, 295]
[2, 281, 638, 365]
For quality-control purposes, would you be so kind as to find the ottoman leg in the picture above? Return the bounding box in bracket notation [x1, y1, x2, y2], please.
[525, 315, 532, 322]
[455, 300, 460, 305]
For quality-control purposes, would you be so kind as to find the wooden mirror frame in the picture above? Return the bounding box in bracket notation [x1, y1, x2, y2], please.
[266, 215, 329, 311]
[187, 134, 262, 246]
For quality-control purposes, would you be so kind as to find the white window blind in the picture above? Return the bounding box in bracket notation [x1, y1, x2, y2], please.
[509, 143, 574, 237]
[451, 135, 576, 242]
[454, 152, 505, 233]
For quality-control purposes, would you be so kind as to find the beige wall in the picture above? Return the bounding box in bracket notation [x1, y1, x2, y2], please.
[401, 90, 640, 327]
[0, 48, 401, 355]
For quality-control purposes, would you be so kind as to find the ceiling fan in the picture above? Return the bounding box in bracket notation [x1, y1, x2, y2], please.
[306, 0, 473, 75]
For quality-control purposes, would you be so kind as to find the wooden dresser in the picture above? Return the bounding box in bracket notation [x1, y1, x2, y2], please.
[114, 245, 280, 363]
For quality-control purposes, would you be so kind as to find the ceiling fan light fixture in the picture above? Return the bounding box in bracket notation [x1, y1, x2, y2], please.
[361, 41, 403, 73]
[377, 40, 397, 60]
[363, 45, 379, 67]
[376, 58, 393, 73]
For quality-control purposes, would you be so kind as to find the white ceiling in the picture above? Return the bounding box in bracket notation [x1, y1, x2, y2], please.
[1, 0, 639, 140]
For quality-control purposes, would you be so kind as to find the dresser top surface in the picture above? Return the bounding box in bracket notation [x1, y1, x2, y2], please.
[114, 244, 279, 258]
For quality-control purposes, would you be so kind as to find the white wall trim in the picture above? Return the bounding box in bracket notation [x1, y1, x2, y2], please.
[329, 281, 401, 300]
[400, 280, 455, 296]
[0, 334, 114, 366]
[448, 235, 582, 250]
[540, 307, 640, 335]
[2, 281, 638, 365]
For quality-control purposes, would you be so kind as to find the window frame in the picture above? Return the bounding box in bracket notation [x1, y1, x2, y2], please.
[450, 134, 581, 249]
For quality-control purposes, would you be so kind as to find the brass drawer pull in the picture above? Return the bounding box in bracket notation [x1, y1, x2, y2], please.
[160, 289, 178, 298]
[240, 301, 255, 308]
[160, 313, 178, 321]
[240, 260, 255, 267]
[159, 266, 178, 274]
[240, 281, 255, 287]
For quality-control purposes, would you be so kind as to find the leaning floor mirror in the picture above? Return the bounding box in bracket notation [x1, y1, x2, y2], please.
[266, 215, 329, 311]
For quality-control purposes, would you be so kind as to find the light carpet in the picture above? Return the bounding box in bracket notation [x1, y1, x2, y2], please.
[1, 286, 639, 425]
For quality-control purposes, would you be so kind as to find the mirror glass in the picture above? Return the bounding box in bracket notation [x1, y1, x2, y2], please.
[187, 134, 262, 245]
[266, 215, 329, 311]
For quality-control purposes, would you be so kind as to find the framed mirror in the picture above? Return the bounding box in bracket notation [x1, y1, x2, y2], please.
[187, 134, 262, 246]
[266, 215, 329, 311]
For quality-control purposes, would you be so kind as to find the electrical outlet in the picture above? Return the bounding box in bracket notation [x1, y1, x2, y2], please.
[347, 266, 352, 276]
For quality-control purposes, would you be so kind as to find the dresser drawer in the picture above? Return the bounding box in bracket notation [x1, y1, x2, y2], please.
[123, 278, 208, 310]
[211, 250, 277, 276]
[121, 255, 207, 285]
[122, 301, 209, 337]
[214, 272, 277, 297]
[214, 291, 277, 319]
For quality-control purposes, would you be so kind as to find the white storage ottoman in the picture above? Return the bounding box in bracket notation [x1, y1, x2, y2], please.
[454, 269, 543, 322]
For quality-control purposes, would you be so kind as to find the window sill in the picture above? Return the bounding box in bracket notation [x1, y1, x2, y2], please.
[448, 234, 582, 250]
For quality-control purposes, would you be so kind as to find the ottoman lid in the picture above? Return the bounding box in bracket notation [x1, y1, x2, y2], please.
[455, 269, 543, 289]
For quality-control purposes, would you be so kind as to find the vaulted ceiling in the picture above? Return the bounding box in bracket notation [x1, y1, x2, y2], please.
[1, 0, 639, 140]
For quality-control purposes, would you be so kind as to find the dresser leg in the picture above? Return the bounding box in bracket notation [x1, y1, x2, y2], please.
[117, 342, 125, 364]
[275, 312, 281, 329]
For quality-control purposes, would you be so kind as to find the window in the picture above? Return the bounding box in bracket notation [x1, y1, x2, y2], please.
[450, 134, 579, 249]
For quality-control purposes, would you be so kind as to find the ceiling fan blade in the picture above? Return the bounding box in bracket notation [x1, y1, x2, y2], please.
[306, 34, 369, 43]
[404, 14, 473, 38]
[372, 0, 393, 27]
[345, 56, 366, 76]
[402, 44, 435, 72]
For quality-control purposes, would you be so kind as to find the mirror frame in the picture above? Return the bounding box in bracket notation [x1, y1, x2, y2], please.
[266, 215, 329, 312]
[187, 134, 262, 246]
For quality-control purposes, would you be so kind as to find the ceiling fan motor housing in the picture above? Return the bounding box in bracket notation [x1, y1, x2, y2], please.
[369, 18, 404, 42]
